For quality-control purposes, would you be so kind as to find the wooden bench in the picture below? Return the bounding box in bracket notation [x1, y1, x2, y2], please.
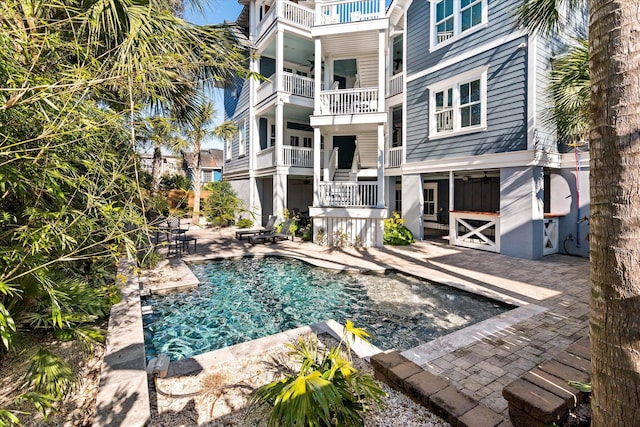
[502, 336, 590, 427]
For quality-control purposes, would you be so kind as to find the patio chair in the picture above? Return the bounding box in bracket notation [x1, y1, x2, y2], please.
[235, 215, 277, 240]
[166, 217, 196, 256]
[248, 219, 294, 246]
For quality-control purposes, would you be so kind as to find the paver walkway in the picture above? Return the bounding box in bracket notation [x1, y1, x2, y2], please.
[167, 225, 590, 424]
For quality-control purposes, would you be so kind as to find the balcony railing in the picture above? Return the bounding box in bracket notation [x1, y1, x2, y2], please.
[257, 74, 276, 104]
[387, 73, 403, 97]
[436, 109, 453, 132]
[318, 182, 378, 207]
[256, 146, 275, 170]
[283, 146, 314, 167]
[437, 31, 454, 44]
[283, 72, 314, 98]
[257, 0, 314, 37]
[386, 146, 402, 168]
[319, 88, 379, 115]
[317, 0, 384, 25]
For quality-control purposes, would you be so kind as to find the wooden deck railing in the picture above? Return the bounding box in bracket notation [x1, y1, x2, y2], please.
[319, 88, 379, 115]
[318, 182, 378, 207]
[450, 210, 500, 253]
[317, 0, 384, 25]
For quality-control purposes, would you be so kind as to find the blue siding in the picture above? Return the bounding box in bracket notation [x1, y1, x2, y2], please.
[407, 0, 522, 75]
[406, 36, 528, 162]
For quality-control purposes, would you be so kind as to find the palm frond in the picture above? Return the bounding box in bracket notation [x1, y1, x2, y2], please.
[514, 0, 586, 35]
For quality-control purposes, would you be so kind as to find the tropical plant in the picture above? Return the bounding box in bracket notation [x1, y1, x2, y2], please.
[251, 321, 386, 426]
[383, 212, 415, 245]
[236, 218, 254, 229]
[160, 174, 192, 191]
[203, 180, 244, 226]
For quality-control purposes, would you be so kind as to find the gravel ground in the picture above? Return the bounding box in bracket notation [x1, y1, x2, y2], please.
[149, 335, 451, 426]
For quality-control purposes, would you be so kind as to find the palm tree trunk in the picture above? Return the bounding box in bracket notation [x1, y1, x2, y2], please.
[151, 144, 163, 195]
[191, 149, 201, 225]
[589, 1, 640, 425]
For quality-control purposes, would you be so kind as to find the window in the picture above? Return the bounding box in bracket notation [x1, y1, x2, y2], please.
[303, 137, 312, 148]
[202, 170, 212, 183]
[238, 120, 246, 157]
[423, 183, 438, 221]
[290, 135, 300, 146]
[429, 67, 487, 138]
[431, 0, 487, 49]
[225, 137, 232, 160]
[270, 124, 276, 147]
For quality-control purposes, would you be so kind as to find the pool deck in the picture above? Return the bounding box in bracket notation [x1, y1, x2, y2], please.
[145, 225, 589, 425]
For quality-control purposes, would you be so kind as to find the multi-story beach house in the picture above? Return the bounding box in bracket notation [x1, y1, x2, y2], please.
[223, 0, 590, 260]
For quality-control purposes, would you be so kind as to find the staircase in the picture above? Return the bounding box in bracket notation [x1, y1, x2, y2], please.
[355, 132, 378, 169]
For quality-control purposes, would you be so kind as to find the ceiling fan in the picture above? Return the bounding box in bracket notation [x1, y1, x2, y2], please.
[307, 56, 324, 72]
[394, 52, 403, 71]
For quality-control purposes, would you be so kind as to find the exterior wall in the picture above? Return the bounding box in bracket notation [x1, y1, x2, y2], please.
[406, 36, 528, 162]
[499, 166, 545, 259]
[224, 76, 252, 175]
[228, 177, 254, 221]
[401, 174, 424, 241]
[406, 0, 523, 74]
[310, 209, 385, 248]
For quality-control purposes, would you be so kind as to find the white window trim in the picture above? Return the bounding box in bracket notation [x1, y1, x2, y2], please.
[238, 119, 246, 157]
[225, 137, 232, 160]
[428, 66, 488, 140]
[423, 182, 438, 221]
[429, 0, 489, 52]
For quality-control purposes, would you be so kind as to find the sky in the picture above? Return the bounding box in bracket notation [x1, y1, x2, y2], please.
[184, 1, 244, 149]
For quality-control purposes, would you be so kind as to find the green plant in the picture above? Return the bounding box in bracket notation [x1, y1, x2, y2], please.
[236, 218, 254, 229]
[332, 229, 349, 247]
[315, 228, 327, 245]
[251, 321, 386, 426]
[383, 212, 415, 245]
[160, 174, 192, 191]
[203, 181, 245, 226]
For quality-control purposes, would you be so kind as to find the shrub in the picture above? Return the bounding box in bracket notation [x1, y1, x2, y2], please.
[251, 321, 386, 426]
[383, 212, 415, 245]
[160, 174, 191, 191]
[236, 218, 253, 229]
[203, 181, 244, 227]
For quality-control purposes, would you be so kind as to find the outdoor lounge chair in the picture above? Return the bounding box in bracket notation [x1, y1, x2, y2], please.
[248, 219, 294, 245]
[235, 215, 277, 240]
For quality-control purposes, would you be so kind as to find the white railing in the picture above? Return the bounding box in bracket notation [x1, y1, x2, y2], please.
[319, 88, 379, 115]
[387, 73, 403, 97]
[257, 74, 276, 104]
[256, 146, 275, 169]
[543, 217, 560, 255]
[318, 182, 378, 207]
[450, 211, 500, 253]
[387, 146, 402, 168]
[283, 72, 314, 98]
[328, 147, 339, 180]
[281, 1, 315, 28]
[257, 1, 314, 37]
[283, 146, 314, 167]
[436, 109, 453, 131]
[317, 0, 384, 25]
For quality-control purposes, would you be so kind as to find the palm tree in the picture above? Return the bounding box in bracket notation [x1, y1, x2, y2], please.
[518, 1, 640, 425]
[138, 116, 188, 194]
[183, 102, 217, 225]
[588, 1, 640, 425]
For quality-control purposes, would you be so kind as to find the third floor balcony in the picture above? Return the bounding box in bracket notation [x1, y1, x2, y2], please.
[257, 1, 315, 39]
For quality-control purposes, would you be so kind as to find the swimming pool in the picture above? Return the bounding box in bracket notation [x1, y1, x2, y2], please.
[143, 257, 512, 361]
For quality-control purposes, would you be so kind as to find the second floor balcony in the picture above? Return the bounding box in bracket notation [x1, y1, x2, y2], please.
[318, 88, 379, 115]
[256, 72, 315, 105]
[256, 145, 318, 169]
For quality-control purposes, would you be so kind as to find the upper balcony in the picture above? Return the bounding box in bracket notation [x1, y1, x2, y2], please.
[315, 0, 385, 26]
[257, 0, 315, 40]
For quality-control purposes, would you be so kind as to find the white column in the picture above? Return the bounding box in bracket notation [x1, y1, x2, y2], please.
[378, 30, 386, 112]
[377, 124, 385, 208]
[276, 30, 285, 92]
[313, 127, 321, 206]
[314, 38, 322, 115]
[275, 99, 284, 166]
[449, 170, 455, 242]
[274, 172, 288, 216]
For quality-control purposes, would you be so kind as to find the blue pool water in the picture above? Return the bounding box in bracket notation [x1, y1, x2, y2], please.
[143, 257, 512, 361]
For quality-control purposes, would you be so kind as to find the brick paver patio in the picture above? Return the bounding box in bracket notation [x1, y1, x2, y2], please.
[173, 226, 590, 424]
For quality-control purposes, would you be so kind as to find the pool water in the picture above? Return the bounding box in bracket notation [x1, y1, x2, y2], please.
[143, 257, 512, 361]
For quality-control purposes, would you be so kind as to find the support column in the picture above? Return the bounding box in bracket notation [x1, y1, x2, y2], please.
[449, 170, 455, 242]
[313, 127, 321, 206]
[275, 100, 284, 166]
[377, 124, 385, 208]
[314, 38, 322, 115]
[276, 30, 284, 92]
[500, 166, 545, 259]
[274, 171, 288, 217]
[402, 174, 424, 241]
[378, 29, 386, 112]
